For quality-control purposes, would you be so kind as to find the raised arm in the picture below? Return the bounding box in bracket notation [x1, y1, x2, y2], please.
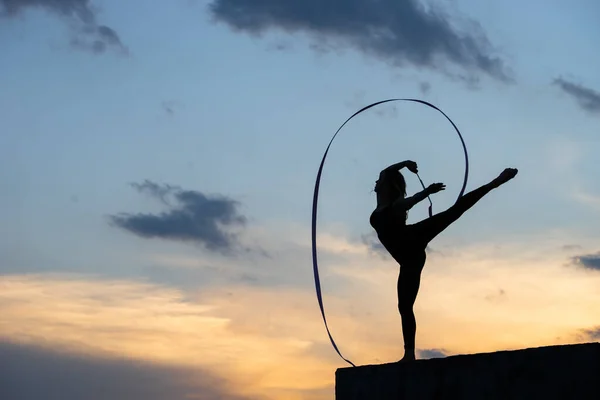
[393, 188, 430, 212]
[392, 183, 445, 213]
[383, 160, 417, 174]
[385, 160, 408, 171]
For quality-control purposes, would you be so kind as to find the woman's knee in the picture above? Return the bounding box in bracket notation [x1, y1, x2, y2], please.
[397, 301, 413, 315]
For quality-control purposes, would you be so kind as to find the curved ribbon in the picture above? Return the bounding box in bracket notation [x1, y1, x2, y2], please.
[311, 98, 470, 367]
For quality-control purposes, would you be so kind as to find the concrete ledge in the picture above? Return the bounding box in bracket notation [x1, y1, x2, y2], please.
[336, 342, 600, 399]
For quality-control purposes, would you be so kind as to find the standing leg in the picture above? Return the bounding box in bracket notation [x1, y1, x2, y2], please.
[412, 168, 518, 245]
[397, 250, 426, 361]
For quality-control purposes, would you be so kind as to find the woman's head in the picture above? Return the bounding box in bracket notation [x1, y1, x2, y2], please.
[375, 169, 406, 202]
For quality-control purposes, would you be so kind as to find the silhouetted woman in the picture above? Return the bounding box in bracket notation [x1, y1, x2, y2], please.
[369, 160, 518, 361]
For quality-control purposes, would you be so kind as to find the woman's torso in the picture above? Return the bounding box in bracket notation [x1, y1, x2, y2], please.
[370, 205, 406, 251]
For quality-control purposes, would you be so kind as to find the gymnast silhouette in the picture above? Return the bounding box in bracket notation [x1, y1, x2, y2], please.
[369, 160, 518, 362]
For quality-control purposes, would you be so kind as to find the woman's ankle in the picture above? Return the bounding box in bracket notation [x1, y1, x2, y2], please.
[403, 347, 416, 360]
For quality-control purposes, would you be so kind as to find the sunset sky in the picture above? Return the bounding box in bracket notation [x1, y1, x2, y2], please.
[1, 0, 599, 399]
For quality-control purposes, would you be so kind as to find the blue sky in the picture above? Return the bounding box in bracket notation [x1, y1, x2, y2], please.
[1, 1, 599, 399]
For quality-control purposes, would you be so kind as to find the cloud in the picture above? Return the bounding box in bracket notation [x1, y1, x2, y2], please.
[0, 341, 249, 400]
[109, 180, 247, 255]
[571, 252, 600, 271]
[573, 190, 600, 212]
[572, 326, 600, 343]
[208, 0, 512, 83]
[0, 274, 341, 399]
[2, 230, 600, 393]
[581, 327, 600, 341]
[0, 0, 127, 55]
[418, 348, 447, 359]
[553, 78, 600, 116]
[360, 232, 389, 259]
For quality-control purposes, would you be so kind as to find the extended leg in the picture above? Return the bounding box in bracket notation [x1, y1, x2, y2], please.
[412, 168, 518, 245]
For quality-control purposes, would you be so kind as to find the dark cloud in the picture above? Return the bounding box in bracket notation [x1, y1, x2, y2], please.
[0, 341, 252, 400]
[571, 252, 600, 271]
[361, 232, 388, 259]
[553, 78, 600, 116]
[573, 326, 600, 342]
[419, 348, 447, 359]
[581, 327, 600, 341]
[419, 81, 432, 94]
[208, 0, 512, 84]
[0, 0, 127, 54]
[109, 180, 247, 255]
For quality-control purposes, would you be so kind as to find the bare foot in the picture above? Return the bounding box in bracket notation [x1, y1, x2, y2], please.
[493, 168, 518, 187]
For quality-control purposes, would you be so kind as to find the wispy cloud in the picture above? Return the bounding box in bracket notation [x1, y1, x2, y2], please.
[208, 0, 512, 84]
[553, 77, 600, 116]
[419, 81, 432, 94]
[0, 274, 341, 399]
[109, 181, 248, 255]
[0, 341, 248, 400]
[581, 327, 600, 341]
[573, 190, 600, 212]
[2, 232, 600, 398]
[418, 348, 447, 359]
[572, 252, 600, 272]
[360, 232, 388, 259]
[571, 326, 600, 343]
[0, 0, 127, 55]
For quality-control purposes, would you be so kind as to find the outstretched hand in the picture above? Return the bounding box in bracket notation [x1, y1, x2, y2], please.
[427, 182, 446, 194]
[404, 160, 418, 174]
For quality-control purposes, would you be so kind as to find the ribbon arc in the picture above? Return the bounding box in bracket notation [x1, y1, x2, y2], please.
[311, 98, 470, 367]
